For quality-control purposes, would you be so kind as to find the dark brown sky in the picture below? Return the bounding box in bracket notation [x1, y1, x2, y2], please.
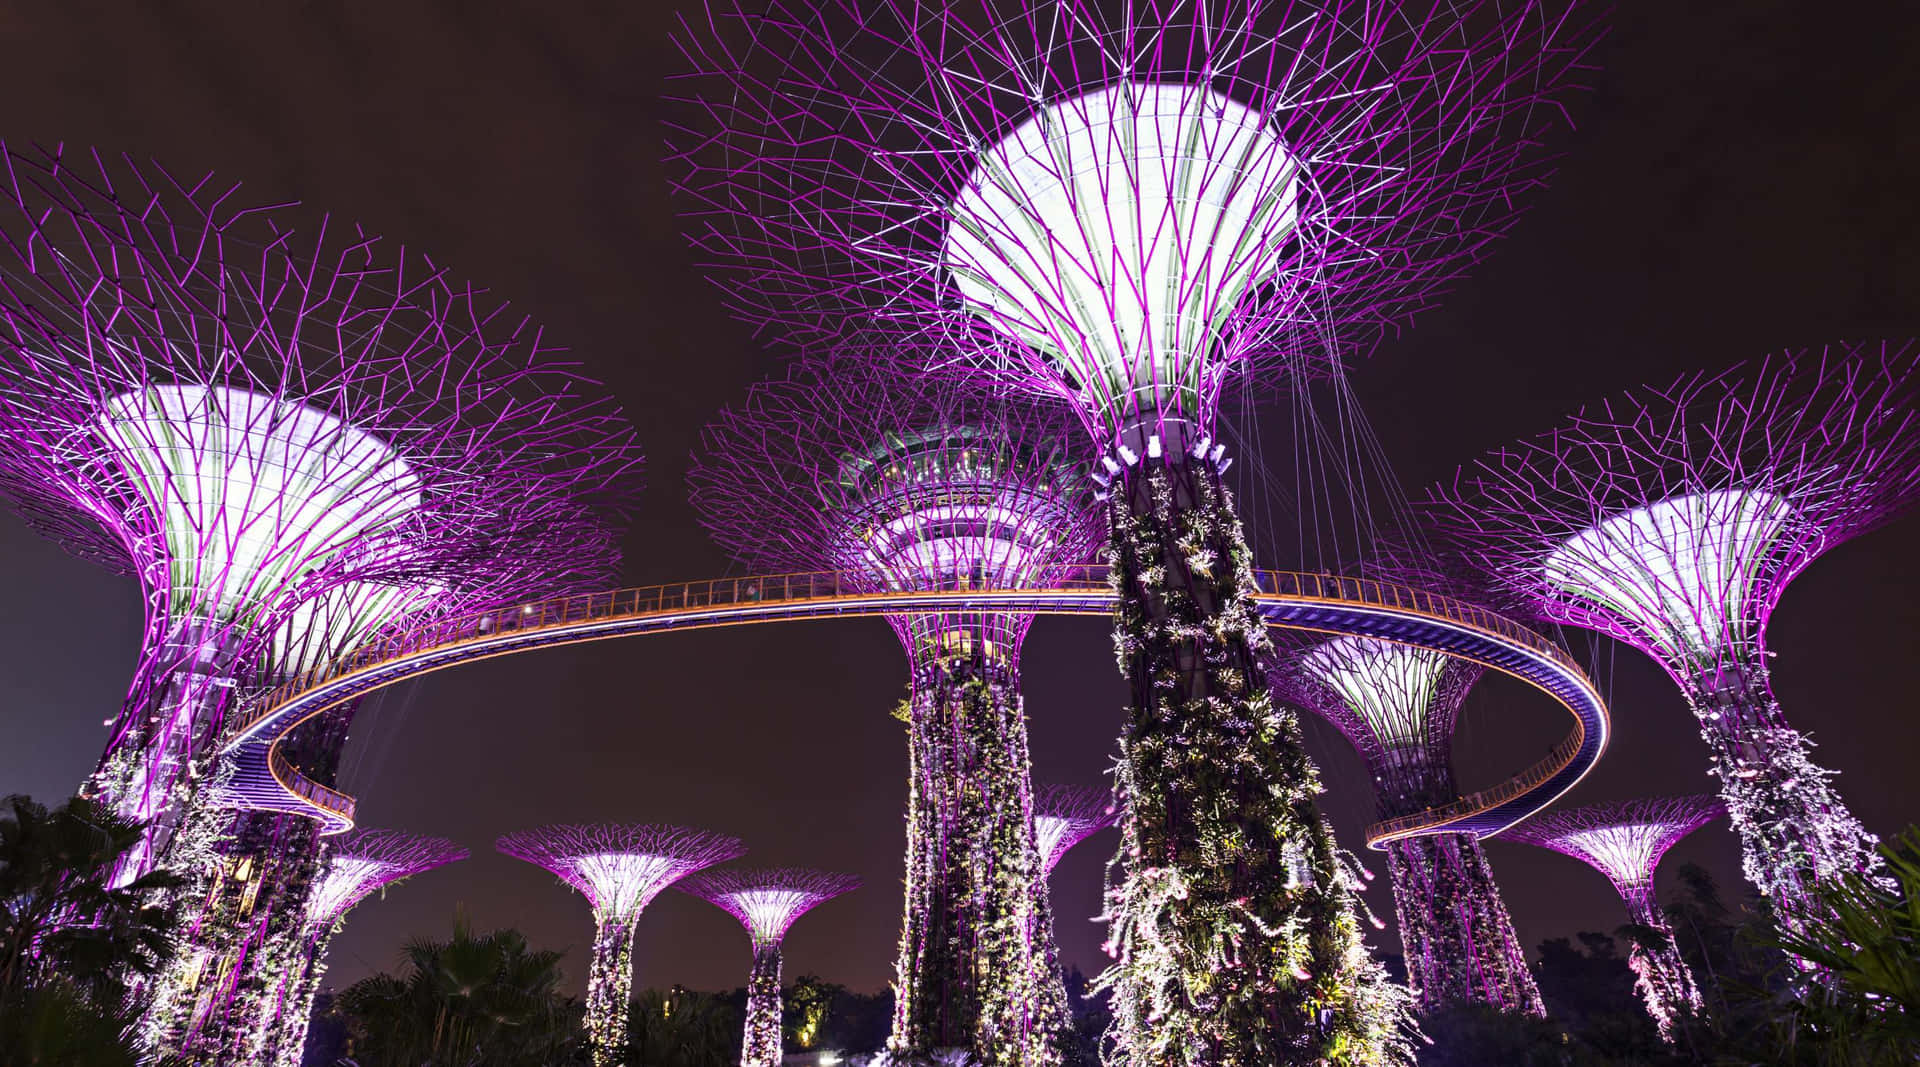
[0, 0, 1915, 998]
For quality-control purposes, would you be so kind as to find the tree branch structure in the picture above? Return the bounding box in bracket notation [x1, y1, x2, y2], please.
[681, 867, 861, 1067]
[497, 824, 745, 1066]
[1502, 797, 1723, 1038]
[1430, 344, 1920, 943]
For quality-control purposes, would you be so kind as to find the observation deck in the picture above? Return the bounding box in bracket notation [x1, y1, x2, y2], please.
[218, 567, 1607, 846]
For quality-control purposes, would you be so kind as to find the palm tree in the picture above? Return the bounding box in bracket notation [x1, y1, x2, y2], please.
[332, 914, 585, 1066]
[0, 793, 180, 1005]
[1764, 829, 1920, 1065]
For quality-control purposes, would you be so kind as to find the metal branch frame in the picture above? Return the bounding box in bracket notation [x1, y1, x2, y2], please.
[1502, 796, 1723, 899]
[1432, 343, 1916, 936]
[1429, 343, 1920, 675]
[496, 823, 746, 920]
[670, 0, 1599, 444]
[1029, 783, 1117, 876]
[0, 144, 644, 878]
[680, 866, 861, 948]
[690, 356, 1099, 674]
[305, 828, 468, 930]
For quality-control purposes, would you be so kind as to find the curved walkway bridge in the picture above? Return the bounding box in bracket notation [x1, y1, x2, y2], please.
[217, 567, 1608, 849]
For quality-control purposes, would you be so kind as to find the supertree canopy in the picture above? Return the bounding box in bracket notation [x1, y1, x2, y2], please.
[1030, 784, 1117, 879]
[680, 868, 860, 1067]
[674, 2, 1594, 1059]
[245, 829, 468, 1067]
[498, 823, 745, 1065]
[1272, 618, 1544, 1017]
[1429, 344, 1920, 942]
[691, 358, 1098, 1064]
[0, 145, 644, 893]
[1503, 797, 1722, 1037]
[148, 534, 622, 1065]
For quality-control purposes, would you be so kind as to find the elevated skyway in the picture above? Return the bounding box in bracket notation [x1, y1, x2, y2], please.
[218, 567, 1608, 847]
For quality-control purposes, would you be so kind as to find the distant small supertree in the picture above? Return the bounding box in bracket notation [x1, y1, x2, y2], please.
[1030, 785, 1118, 879]
[690, 358, 1097, 1063]
[1430, 345, 1920, 941]
[1503, 797, 1723, 1039]
[247, 830, 467, 1067]
[680, 868, 860, 1067]
[1270, 551, 1543, 1018]
[498, 824, 745, 1065]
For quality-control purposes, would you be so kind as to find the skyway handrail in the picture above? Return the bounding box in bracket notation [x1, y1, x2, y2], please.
[224, 565, 1606, 845]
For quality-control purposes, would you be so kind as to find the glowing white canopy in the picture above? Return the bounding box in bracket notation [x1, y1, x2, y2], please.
[305, 856, 391, 928]
[571, 852, 680, 919]
[96, 385, 423, 623]
[944, 81, 1300, 427]
[1555, 823, 1667, 892]
[719, 887, 820, 946]
[266, 580, 445, 678]
[1542, 490, 1795, 661]
[1300, 635, 1451, 749]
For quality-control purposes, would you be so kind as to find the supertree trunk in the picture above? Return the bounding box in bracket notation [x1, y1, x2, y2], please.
[1100, 458, 1410, 1066]
[742, 943, 784, 1067]
[889, 658, 1063, 1065]
[1619, 885, 1701, 1040]
[259, 931, 332, 1067]
[1683, 654, 1882, 936]
[139, 807, 325, 1064]
[588, 918, 638, 1066]
[1384, 834, 1543, 1016]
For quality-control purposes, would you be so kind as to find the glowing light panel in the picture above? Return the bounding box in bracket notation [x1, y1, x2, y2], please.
[1299, 636, 1450, 749]
[944, 82, 1300, 425]
[1542, 490, 1794, 661]
[97, 385, 423, 621]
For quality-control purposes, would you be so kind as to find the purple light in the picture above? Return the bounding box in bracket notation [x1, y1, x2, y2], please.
[0, 145, 643, 895]
[1432, 345, 1920, 939]
[673, 3, 1596, 1057]
[680, 868, 860, 1067]
[1274, 608, 1543, 1017]
[690, 361, 1090, 1059]
[498, 824, 743, 1065]
[1030, 784, 1117, 877]
[1504, 797, 1723, 1038]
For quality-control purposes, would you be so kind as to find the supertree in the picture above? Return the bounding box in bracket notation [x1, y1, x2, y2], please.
[1502, 797, 1722, 1037]
[679, 868, 861, 1067]
[672, 1, 1596, 1059]
[1429, 344, 1920, 942]
[1266, 547, 1543, 1018]
[690, 358, 1099, 1064]
[1271, 628, 1544, 1017]
[1030, 784, 1117, 879]
[498, 823, 745, 1065]
[239, 829, 467, 1067]
[159, 536, 622, 1064]
[0, 143, 643, 896]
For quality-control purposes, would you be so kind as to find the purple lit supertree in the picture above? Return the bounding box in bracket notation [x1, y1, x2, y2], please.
[1503, 797, 1722, 1037]
[0, 144, 642, 898]
[498, 823, 745, 1064]
[1429, 344, 1920, 943]
[1030, 785, 1117, 880]
[1272, 628, 1544, 1017]
[679, 868, 860, 1067]
[159, 539, 621, 1064]
[242, 829, 467, 1067]
[673, 1, 1596, 1058]
[690, 358, 1098, 1064]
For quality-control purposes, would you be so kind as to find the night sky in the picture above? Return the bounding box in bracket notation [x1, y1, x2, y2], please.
[0, 0, 1915, 1001]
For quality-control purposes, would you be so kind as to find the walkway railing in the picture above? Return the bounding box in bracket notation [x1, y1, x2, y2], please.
[226, 565, 1606, 845]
